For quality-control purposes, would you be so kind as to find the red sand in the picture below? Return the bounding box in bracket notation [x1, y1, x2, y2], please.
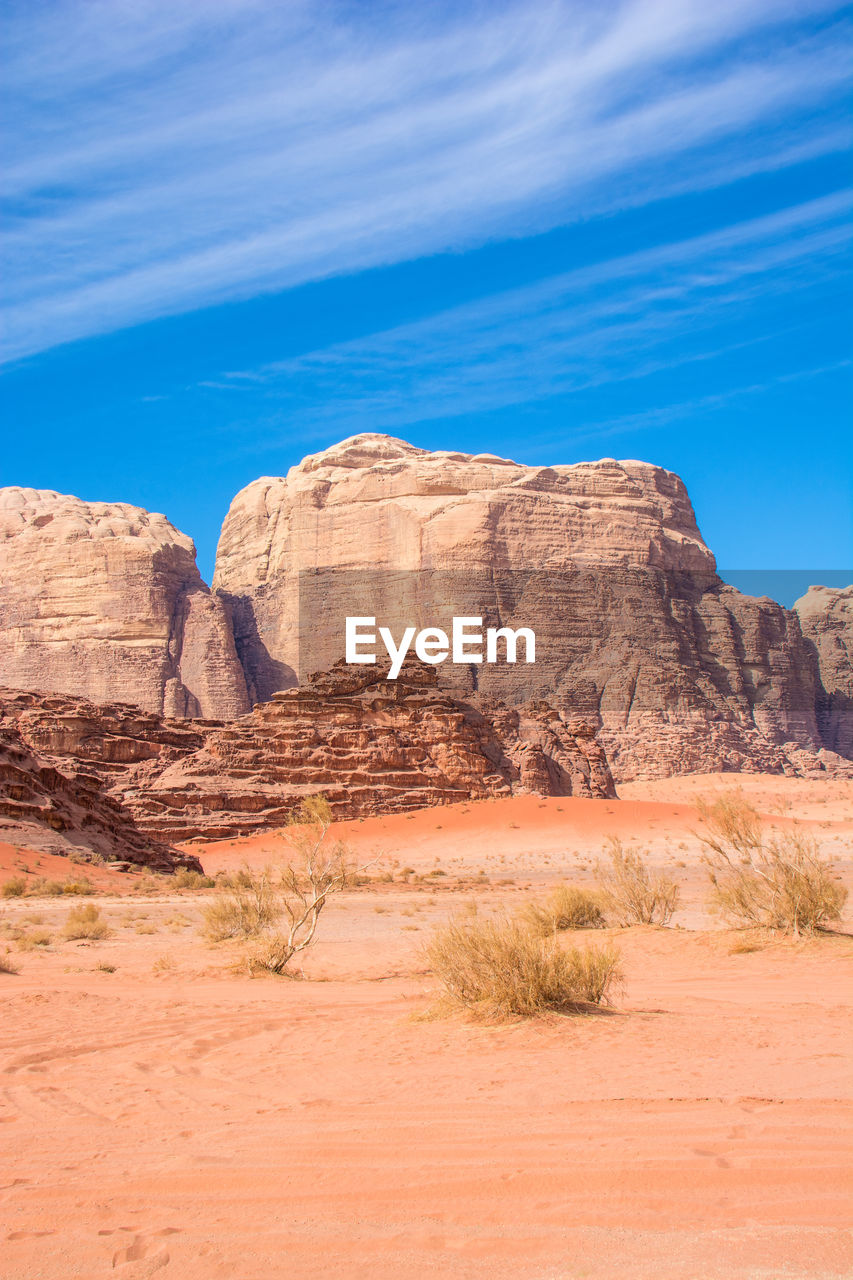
[2, 776, 852, 1278]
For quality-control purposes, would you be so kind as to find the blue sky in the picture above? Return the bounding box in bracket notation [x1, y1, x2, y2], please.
[1, 0, 851, 596]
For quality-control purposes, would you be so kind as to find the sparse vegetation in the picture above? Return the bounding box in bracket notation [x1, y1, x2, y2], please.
[202, 866, 282, 941]
[63, 903, 110, 941]
[171, 869, 216, 890]
[696, 792, 847, 935]
[1, 876, 26, 898]
[425, 914, 622, 1018]
[519, 884, 605, 935]
[0, 951, 19, 974]
[595, 838, 679, 926]
[202, 796, 363, 975]
[17, 928, 52, 951]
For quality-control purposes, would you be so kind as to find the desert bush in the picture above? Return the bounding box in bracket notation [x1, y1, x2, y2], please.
[425, 914, 622, 1018]
[202, 867, 282, 941]
[63, 903, 110, 941]
[171, 869, 216, 890]
[245, 796, 358, 974]
[0, 951, 19, 974]
[595, 839, 679, 926]
[204, 796, 362, 974]
[29, 877, 66, 897]
[17, 928, 52, 951]
[697, 792, 847, 935]
[61, 876, 95, 895]
[1, 876, 26, 898]
[520, 884, 605, 935]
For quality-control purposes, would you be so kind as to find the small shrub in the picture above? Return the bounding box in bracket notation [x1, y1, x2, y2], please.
[17, 929, 52, 951]
[207, 796, 364, 974]
[95, 962, 116, 973]
[0, 951, 20, 974]
[595, 839, 679, 926]
[63, 904, 110, 941]
[520, 885, 605, 935]
[202, 867, 281, 941]
[68, 850, 105, 866]
[1, 876, 26, 898]
[29, 878, 66, 897]
[172, 869, 215, 890]
[61, 876, 95, 895]
[425, 914, 622, 1018]
[697, 792, 847, 935]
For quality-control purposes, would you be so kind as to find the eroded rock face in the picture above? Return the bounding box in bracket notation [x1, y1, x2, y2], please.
[0, 701, 200, 871]
[0, 670, 614, 845]
[0, 488, 249, 720]
[213, 434, 829, 779]
[795, 586, 853, 759]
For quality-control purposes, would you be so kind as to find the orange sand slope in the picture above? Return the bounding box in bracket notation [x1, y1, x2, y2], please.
[2, 774, 852, 1279]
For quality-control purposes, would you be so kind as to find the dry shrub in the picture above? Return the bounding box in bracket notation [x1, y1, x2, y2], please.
[171, 869, 215, 890]
[697, 792, 847, 935]
[203, 796, 362, 974]
[1, 876, 26, 898]
[595, 838, 679, 926]
[17, 928, 52, 951]
[63, 903, 110, 940]
[202, 867, 281, 940]
[425, 914, 622, 1018]
[520, 884, 605, 935]
[0, 951, 19, 974]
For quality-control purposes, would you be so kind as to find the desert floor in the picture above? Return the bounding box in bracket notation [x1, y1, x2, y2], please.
[1, 774, 852, 1279]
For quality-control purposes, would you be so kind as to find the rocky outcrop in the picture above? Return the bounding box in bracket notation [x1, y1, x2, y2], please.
[795, 586, 853, 759]
[0, 718, 200, 871]
[0, 488, 249, 720]
[214, 434, 832, 780]
[0, 672, 614, 845]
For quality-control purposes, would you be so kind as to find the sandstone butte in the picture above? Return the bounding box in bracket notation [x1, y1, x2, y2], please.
[0, 433, 851, 859]
[214, 433, 851, 782]
[0, 487, 250, 721]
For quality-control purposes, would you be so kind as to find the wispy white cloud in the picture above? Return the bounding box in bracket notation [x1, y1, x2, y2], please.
[1, 0, 850, 362]
[209, 189, 851, 442]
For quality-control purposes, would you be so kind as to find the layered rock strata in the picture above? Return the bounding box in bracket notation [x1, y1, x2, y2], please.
[214, 434, 834, 779]
[0, 730, 200, 872]
[0, 669, 614, 846]
[0, 488, 249, 719]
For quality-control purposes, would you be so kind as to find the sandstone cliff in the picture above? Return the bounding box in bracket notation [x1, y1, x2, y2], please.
[795, 586, 853, 759]
[0, 488, 249, 720]
[214, 434, 831, 780]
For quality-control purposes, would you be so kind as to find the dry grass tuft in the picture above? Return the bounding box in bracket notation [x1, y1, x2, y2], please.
[697, 792, 847, 935]
[595, 839, 679, 926]
[1, 876, 27, 898]
[519, 884, 605, 935]
[171, 869, 216, 890]
[17, 928, 53, 951]
[425, 914, 622, 1019]
[0, 950, 20, 974]
[202, 867, 281, 941]
[63, 903, 110, 941]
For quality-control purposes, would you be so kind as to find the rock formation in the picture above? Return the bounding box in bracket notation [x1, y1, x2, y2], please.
[795, 586, 853, 759]
[0, 488, 249, 720]
[2, 438, 848, 788]
[0, 701, 201, 871]
[0, 670, 613, 846]
[214, 434, 835, 780]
